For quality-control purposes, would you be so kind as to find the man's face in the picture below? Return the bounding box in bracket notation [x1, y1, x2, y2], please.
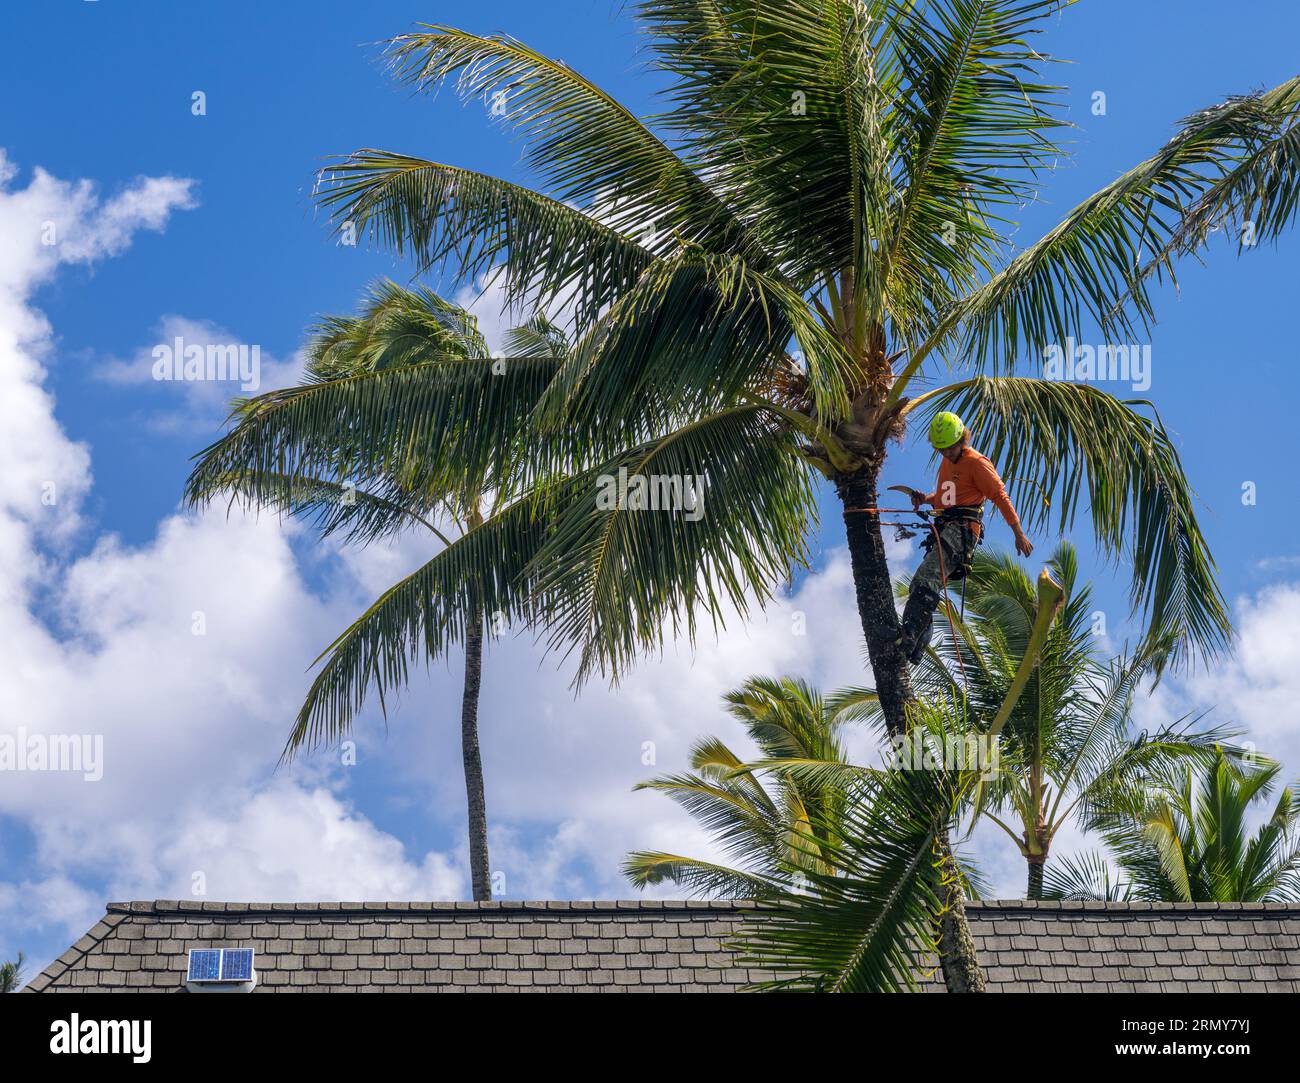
[939, 441, 965, 463]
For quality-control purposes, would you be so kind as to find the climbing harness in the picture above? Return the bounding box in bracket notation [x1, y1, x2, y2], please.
[923, 506, 984, 583]
[842, 501, 976, 687]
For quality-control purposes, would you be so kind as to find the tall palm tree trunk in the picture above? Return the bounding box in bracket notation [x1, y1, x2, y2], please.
[461, 603, 492, 901]
[1026, 858, 1045, 901]
[836, 465, 986, 993]
[835, 468, 915, 723]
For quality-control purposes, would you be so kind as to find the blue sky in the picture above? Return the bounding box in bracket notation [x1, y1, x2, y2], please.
[2, 0, 1299, 978]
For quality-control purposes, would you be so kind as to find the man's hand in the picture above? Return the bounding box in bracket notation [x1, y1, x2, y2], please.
[1014, 529, 1034, 558]
[910, 491, 926, 513]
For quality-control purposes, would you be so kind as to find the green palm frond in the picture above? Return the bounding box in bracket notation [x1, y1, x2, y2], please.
[0, 952, 24, 994]
[1087, 749, 1300, 902]
[386, 23, 762, 261]
[501, 313, 570, 359]
[906, 78, 1297, 385]
[631, 772, 786, 871]
[621, 852, 781, 898]
[735, 754, 967, 992]
[282, 492, 560, 758]
[882, 0, 1069, 340]
[186, 354, 566, 515]
[316, 153, 652, 328]
[530, 405, 815, 683]
[1041, 850, 1131, 901]
[639, 0, 890, 282]
[537, 248, 854, 432]
[1137, 76, 1300, 279]
[195, 468, 449, 548]
[307, 278, 486, 379]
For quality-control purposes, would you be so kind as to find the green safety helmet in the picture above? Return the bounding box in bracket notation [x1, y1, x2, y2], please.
[928, 411, 965, 450]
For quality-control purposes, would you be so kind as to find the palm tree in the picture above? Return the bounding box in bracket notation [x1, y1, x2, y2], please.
[732, 693, 985, 991]
[624, 676, 863, 895]
[1049, 749, 1300, 902]
[188, 282, 569, 901]
[629, 677, 987, 990]
[1, 953, 23, 993]
[192, 5, 1300, 987]
[907, 542, 1238, 898]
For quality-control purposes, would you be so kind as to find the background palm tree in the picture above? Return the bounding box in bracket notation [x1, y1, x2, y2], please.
[1048, 749, 1300, 902]
[1, 953, 23, 994]
[192, 3, 1300, 988]
[629, 678, 983, 990]
[905, 542, 1238, 897]
[188, 282, 570, 901]
[625, 676, 864, 894]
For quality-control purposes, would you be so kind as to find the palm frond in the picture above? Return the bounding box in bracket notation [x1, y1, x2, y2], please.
[1137, 76, 1300, 280]
[316, 153, 651, 328]
[195, 467, 448, 548]
[735, 756, 967, 992]
[1041, 850, 1131, 901]
[529, 405, 816, 683]
[282, 492, 559, 757]
[387, 24, 764, 261]
[185, 355, 566, 516]
[621, 851, 781, 898]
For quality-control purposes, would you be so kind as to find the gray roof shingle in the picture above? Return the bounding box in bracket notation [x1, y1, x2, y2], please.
[25, 899, 1300, 992]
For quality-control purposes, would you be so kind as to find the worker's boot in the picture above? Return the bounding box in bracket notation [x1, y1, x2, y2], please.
[898, 585, 942, 664]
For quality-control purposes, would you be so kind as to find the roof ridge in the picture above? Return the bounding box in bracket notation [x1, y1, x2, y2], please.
[967, 899, 1300, 912]
[97, 898, 1300, 918]
[102, 898, 1300, 916]
[105, 899, 762, 916]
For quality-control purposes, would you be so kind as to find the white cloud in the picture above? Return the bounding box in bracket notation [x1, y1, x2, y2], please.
[154, 784, 464, 903]
[91, 314, 304, 433]
[1138, 582, 1300, 774]
[0, 155, 460, 968]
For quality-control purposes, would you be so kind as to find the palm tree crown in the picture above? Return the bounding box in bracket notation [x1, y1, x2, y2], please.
[1052, 750, 1300, 903]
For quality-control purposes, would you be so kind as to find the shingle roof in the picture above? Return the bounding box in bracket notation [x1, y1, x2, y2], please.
[25, 899, 1300, 992]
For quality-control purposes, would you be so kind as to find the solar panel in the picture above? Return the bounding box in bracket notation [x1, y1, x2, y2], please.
[187, 947, 254, 984]
[219, 948, 254, 982]
[187, 949, 222, 982]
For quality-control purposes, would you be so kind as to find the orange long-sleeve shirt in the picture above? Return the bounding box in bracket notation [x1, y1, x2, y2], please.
[924, 448, 1020, 537]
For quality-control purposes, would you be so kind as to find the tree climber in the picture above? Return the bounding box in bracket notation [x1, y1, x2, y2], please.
[896, 411, 1034, 663]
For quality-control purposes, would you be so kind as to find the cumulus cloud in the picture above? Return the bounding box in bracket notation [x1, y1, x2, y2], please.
[154, 784, 464, 903]
[1138, 583, 1300, 774]
[0, 155, 458, 973]
[91, 314, 304, 433]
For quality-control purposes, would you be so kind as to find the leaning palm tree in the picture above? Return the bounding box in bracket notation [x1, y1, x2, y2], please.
[907, 542, 1238, 898]
[192, 4, 1300, 987]
[1050, 749, 1300, 903]
[189, 282, 571, 901]
[0, 953, 23, 993]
